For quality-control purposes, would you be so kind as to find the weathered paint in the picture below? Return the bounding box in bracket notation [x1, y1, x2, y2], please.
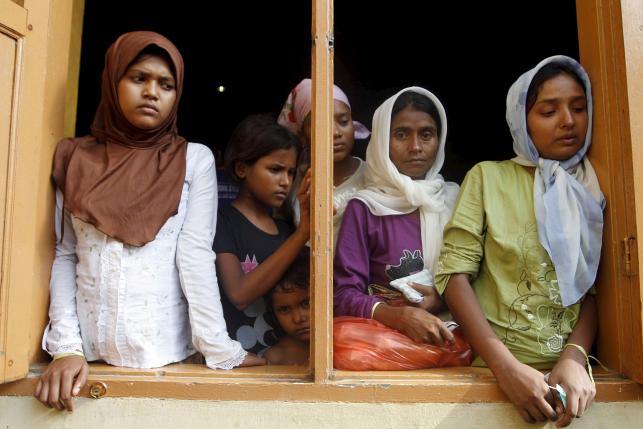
[2, 366, 640, 403]
[1, 397, 642, 428]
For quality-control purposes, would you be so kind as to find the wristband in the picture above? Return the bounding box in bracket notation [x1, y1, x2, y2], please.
[53, 350, 85, 361]
[564, 342, 607, 384]
[371, 301, 383, 319]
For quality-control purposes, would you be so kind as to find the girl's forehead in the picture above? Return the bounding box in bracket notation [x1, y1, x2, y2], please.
[127, 53, 175, 77]
[530, 72, 585, 103]
[333, 100, 351, 114]
[270, 147, 298, 158]
[272, 286, 309, 301]
[391, 106, 437, 126]
[260, 146, 296, 158]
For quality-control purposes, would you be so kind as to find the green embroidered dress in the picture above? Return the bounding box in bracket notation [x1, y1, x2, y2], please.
[435, 161, 590, 369]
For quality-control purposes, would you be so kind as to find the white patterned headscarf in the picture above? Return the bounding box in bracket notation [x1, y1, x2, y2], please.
[354, 87, 459, 274]
[507, 55, 605, 307]
[277, 78, 370, 139]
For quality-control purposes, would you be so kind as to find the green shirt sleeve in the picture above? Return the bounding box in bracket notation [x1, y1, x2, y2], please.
[435, 164, 486, 295]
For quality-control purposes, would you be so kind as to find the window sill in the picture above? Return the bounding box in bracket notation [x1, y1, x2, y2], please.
[0, 364, 641, 403]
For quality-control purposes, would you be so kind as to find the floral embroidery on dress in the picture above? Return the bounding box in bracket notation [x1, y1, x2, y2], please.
[503, 222, 576, 356]
[535, 303, 576, 354]
[545, 334, 564, 353]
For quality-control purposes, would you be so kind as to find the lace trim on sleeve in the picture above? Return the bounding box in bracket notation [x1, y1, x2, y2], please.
[206, 348, 248, 370]
[50, 343, 84, 355]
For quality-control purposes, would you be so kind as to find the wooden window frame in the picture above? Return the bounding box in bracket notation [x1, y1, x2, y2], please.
[1, 0, 643, 404]
[0, 0, 72, 384]
[577, 0, 643, 381]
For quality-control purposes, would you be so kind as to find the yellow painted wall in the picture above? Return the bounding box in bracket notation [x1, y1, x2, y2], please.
[0, 397, 642, 428]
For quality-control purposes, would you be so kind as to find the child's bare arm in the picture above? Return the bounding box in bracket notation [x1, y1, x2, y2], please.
[217, 171, 311, 310]
[265, 337, 308, 365]
[444, 274, 557, 424]
[216, 229, 307, 310]
[264, 344, 286, 365]
[295, 169, 311, 238]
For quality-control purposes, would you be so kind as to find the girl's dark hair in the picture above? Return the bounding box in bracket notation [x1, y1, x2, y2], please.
[224, 114, 300, 182]
[526, 63, 586, 112]
[391, 91, 442, 137]
[266, 249, 310, 337]
[129, 44, 176, 78]
[268, 249, 310, 306]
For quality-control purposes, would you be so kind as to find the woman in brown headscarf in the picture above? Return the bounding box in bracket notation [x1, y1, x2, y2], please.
[35, 31, 264, 412]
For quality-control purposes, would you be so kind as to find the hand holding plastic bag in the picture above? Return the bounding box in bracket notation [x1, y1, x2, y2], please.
[333, 316, 473, 371]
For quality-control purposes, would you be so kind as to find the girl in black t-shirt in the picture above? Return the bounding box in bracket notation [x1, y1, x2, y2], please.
[213, 115, 311, 354]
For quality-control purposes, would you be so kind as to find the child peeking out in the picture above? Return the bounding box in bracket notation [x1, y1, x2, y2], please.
[265, 250, 310, 365]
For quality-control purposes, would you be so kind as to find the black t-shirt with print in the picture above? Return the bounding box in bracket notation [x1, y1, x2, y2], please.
[213, 205, 293, 355]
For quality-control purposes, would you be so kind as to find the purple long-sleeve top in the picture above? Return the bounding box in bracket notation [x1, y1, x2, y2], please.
[333, 199, 425, 319]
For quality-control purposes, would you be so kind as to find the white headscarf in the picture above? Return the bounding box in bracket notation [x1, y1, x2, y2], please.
[354, 87, 459, 273]
[507, 55, 605, 307]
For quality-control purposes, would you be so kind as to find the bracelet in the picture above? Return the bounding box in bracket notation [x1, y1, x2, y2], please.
[371, 301, 383, 319]
[564, 343, 607, 384]
[52, 350, 85, 361]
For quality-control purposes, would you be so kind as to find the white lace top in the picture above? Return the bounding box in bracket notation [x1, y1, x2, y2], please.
[43, 143, 247, 369]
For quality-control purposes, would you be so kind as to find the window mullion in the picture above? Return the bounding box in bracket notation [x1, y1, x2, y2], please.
[310, 0, 334, 384]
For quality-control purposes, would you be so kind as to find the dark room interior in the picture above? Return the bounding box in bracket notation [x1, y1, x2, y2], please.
[76, 1, 579, 183]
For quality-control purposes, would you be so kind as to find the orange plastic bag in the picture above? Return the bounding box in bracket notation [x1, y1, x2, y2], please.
[333, 316, 473, 370]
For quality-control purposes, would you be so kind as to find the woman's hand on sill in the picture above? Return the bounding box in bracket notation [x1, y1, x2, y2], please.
[494, 359, 558, 424]
[549, 354, 596, 427]
[236, 353, 267, 367]
[34, 355, 88, 412]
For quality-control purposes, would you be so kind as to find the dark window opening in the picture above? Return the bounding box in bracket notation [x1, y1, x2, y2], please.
[78, 2, 578, 185]
[76, 2, 311, 157]
[335, 1, 579, 182]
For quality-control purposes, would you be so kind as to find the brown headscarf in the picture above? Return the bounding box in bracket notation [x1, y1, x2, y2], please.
[53, 31, 188, 247]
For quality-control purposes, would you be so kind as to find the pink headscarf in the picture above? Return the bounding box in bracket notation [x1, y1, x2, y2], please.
[277, 78, 370, 139]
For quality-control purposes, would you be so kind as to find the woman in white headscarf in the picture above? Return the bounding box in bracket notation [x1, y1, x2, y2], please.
[435, 56, 603, 427]
[334, 87, 459, 346]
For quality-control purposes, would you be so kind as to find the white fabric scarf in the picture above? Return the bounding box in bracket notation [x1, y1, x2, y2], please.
[507, 55, 605, 307]
[354, 87, 459, 274]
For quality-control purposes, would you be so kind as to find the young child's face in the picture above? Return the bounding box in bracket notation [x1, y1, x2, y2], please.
[527, 73, 588, 161]
[118, 54, 176, 130]
[301, 100, 356, 164]
[235, 147, 297, 208]
[389, 106, 439, 179]
[272, 285, 310, 342]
